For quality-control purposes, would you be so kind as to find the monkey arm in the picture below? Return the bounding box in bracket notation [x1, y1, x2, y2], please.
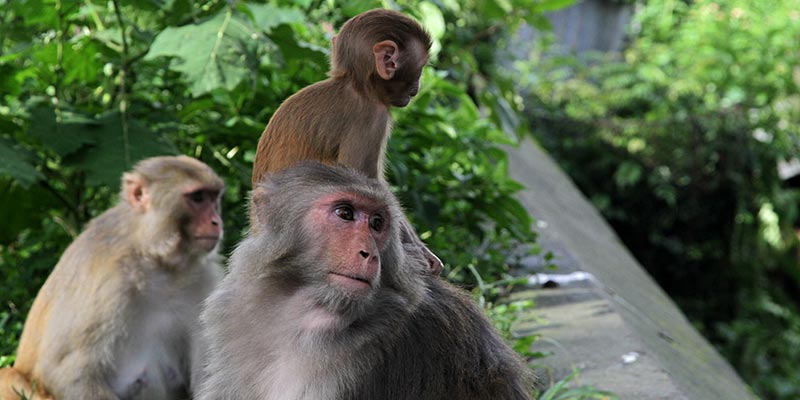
[31, 257, 129, 399]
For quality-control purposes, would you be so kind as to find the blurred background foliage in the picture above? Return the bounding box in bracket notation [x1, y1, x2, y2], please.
[515, 0, 800, 398]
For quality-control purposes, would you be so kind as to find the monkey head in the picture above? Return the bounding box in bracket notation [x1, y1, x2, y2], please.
[249, 162, 428, 324]
[330, 8, 432, 108]
[123, 155, 225, 261]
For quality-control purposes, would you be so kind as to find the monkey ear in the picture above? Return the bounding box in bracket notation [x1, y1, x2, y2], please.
[123, 172, 150, 212]
[251, 186, 271, 228]
[331, 35, 338, 50]
[373, 40, 399, 80]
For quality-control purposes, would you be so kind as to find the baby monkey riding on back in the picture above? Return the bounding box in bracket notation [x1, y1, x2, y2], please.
[252, 8, 442, 273]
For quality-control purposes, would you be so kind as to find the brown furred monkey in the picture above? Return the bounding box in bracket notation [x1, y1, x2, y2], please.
[198, 162, 534, 400]
[1, 156, 225, 400]
[251, 8, 443, 274]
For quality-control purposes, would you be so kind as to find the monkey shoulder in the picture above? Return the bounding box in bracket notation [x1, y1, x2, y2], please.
[360, 278, 533, 400]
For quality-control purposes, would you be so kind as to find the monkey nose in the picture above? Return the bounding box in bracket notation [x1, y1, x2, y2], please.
[359, 250, 370, 259]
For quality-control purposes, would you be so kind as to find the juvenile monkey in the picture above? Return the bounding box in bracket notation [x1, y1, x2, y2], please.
[251, 8, 443, 274]
[198, 162, 534, 400]
[1, 156, 224, 400]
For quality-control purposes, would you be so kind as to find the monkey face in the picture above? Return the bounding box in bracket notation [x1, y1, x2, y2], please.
[385, 77, 421, 107]
[304, 192, 392, 313]
[385, 43, 427, 107]
[182, 186, 224, 253]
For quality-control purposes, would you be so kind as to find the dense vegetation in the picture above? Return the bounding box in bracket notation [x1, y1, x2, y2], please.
[517, 0, 800, 398]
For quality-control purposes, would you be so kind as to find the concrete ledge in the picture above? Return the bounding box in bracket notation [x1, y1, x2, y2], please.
[507, 139, 754, 400]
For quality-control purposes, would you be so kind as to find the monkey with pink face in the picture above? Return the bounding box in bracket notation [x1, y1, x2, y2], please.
[197, 162, 534, 400]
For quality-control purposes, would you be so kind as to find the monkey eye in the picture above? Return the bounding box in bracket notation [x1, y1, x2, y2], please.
[369, 214, 385, 232]
[334, 205, 355, 221]
[187, 191, 205, 203]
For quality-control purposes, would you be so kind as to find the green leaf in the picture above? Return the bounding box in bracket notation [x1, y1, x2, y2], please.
[28, 107, 96, 157]
[417, 2, 445, 41]
[62, 112, 176, 187]
[528, 12, 552, 31]
[613, 160, 643, 188]
[145, 8, 252, 97]
[338, 0, 381, 17]
[32, 38, 104, 86]
[0, 179, 57, 243]
[246, 3, 304, 32]
[478, 0, 512, 19]
[10, 0, 66, 28]
[0, 137, 43, 188]
[535, 0, 577, 13]
[268, 24, 328, 67]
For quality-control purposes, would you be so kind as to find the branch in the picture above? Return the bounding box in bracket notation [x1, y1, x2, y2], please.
[112, 0, 131, 168]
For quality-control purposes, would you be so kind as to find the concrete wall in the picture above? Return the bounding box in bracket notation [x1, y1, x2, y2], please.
[507, 139, 755, 399]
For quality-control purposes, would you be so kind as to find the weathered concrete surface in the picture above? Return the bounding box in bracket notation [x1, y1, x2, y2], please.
[507, 139, 755, 399]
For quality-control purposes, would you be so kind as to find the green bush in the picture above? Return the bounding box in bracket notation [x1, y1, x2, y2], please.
[516, 0, 800, 398]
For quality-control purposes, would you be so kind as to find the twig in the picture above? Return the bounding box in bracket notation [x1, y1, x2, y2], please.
[112, 0, 131, 167]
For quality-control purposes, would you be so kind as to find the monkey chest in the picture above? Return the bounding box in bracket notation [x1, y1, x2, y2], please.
[110, 295, 195, 399]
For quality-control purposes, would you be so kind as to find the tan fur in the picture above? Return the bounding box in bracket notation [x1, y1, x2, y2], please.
[0, 368, 52, 400]
[253, 79, 390, 181]
[8, 156, 224, 400]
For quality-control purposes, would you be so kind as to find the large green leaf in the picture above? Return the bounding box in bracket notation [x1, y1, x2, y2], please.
[32, 37, 105, 86]
[62, 112, 176, 187]
[338, 0, 381, 17]
[246, 3, 303, 31]
[144, 3, 308, 97]
[0, 137, 43, 188]
[268, 24, 328, 67]
[145, 8, 252, 97]
[28, 107, 96, 157]
[0, 179, 57, 243]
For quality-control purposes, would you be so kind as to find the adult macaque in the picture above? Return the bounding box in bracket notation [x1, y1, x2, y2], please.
[198, 162, 533, 400]
[2, 156, 224, 400]
[251, 8, 442, 274]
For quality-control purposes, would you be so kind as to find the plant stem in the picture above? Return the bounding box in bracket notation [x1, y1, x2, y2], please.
[112, 0, 131, 167]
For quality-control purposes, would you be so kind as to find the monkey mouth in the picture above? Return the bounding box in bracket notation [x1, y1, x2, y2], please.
[328, 271, 371, 284]
[195, 235, 220, 243]
[194, 236, 220, 250]
[328, 271, 373, 293]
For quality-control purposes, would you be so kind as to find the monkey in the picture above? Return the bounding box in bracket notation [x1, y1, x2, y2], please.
[197, 162, 534, 400]
[251, 8, 443, 274]
[0, 368, 52, 400]
[1, 156, 225, 400]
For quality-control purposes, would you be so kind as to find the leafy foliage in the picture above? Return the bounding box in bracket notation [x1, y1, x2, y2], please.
[516, 0, 800, 397]
[537, 369, 617, 400]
